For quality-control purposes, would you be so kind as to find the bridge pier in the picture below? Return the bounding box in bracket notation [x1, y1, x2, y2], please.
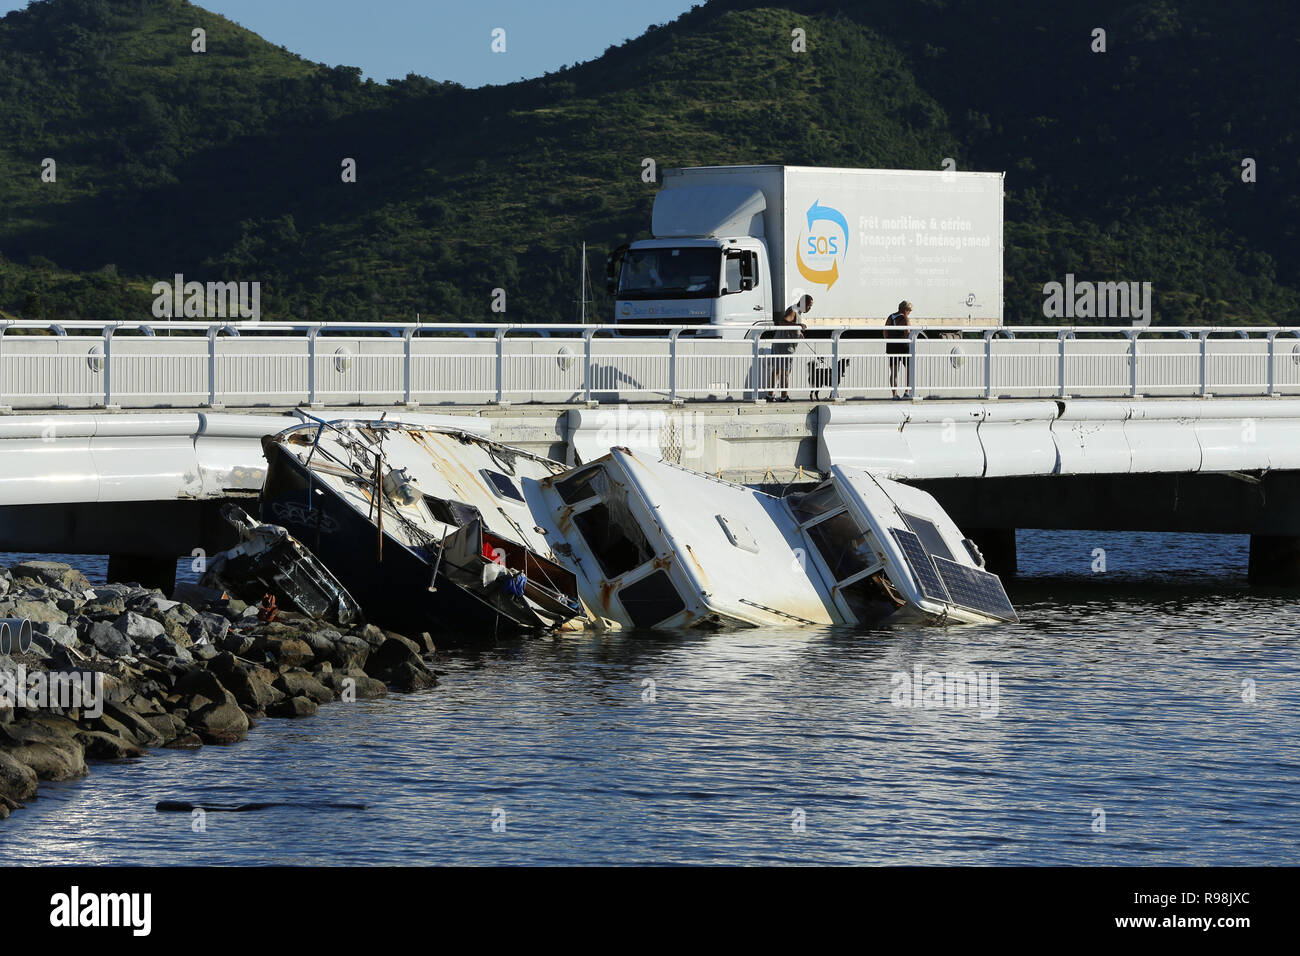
[1248, 535, 1300, 587]
[966, 528, 1018, 578]
[106, 554, 178, 594]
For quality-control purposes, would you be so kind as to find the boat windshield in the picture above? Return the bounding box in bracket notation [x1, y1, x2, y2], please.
[788, 483, 843, 525]
[618, 247, 720, 300]
[806, 511, 874, 581]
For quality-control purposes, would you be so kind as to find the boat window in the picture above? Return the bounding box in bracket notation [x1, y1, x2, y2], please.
[423, 495, 482, 528]
[573, 503, 655, 578]
[787, 482, 843, 525]
[901, 512, 955, 561]
[480, 468, 525, 503]
[554, 466, 603, 504]
[839, 572, 905, 624]
[618, 570, 686, 628]
[807, 511, 873, 581]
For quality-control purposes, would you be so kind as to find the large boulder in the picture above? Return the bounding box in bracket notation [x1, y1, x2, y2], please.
[186, 689, 250, 744]
[221, 668, 283, 714]
[141, 712, 187, 744]
[85, 621, 133, 658]
[325, 633, 371, 670]
[147, 634, 193, 663]
[268, 695, 318, 718]
[80, 595, 128, 621]
[0, 719, 88, 780]
[273, 670, 335, 704]
[0, 597, 67, 624]
[322, 670, 387, 701]
[363, 636, 423, 678]
[188, 611, 231, 646]
[74, 730, 147, 760]
[32, 622, 80, 650]
[12, 560, 92, 593]
[385, 661, 437, 692]
[112, 611, 165, 644]
[0, 749, 38, 802]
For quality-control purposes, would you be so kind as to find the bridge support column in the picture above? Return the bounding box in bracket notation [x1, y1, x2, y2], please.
[966, 528, 1017, 578]
[107, 554, 178, 594]
[1248, 535, 1300, 587]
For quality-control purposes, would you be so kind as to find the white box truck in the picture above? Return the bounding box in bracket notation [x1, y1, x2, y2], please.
[606, 165, 1004, 331]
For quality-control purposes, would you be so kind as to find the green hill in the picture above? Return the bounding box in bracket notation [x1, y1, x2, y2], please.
[0, 0, 1295, 326]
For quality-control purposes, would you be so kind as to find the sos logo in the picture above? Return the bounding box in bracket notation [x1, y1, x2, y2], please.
[796, 199, 848, 290]
[806, 234, 840, 256]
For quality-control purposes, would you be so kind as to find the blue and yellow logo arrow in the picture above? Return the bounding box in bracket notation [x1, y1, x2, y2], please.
[795, 199, 848, 290]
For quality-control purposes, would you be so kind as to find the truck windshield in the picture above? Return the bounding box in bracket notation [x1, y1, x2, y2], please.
[618, 248, 720, 299]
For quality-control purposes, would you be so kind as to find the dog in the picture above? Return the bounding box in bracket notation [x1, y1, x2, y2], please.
[807, 357, 851, 400]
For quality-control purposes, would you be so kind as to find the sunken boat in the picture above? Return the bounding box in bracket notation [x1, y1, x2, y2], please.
[532, 450, 1017, 629]
[260, 417, 584, 637]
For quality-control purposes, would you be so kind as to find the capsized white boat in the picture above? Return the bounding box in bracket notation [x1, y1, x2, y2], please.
[533, 449, 1016, 629]
[260, 417, 585, 637]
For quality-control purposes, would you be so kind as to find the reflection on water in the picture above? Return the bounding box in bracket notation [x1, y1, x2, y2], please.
[1, 531, 1296, 865]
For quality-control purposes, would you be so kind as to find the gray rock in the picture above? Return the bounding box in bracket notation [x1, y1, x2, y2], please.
[172, 581, 227, 609]
[385, 661, 437, 692]
[12, 560, 92, 593]
[187, 689, 250, 744]
[216, 631, 252, 656]
[142, 712, 187, 744]
[268, 695, 318, 718]
[81, 597, 127, 621]
[148, 634, 193, 663]
[174, 669, 228, 703]
[273, 670, 335, 704]
[74, 730, 146, 760]
[0, 720, 88, 780]
[222, 667, 283, 714]
[364, 636, 423, 677]
[328, 634, 371, 670]
[0, 598, 67, 624]
[34, 621, 80, 648]
[189, 612, 230, 646]
[322, 670, 387, 700]
[191, 643, 219, 662]
[0, 749, 38, 801]
[86, 621, 133, 658]
[113, 611, 165, 643]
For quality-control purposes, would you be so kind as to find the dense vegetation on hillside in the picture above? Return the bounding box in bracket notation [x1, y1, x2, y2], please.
[0, 0, 1295, 326]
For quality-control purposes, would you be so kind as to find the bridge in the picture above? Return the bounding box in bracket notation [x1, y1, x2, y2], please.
[2, 320, 1299, 589]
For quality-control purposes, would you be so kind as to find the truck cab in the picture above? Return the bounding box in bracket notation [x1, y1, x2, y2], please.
[609, 236, 770, 332]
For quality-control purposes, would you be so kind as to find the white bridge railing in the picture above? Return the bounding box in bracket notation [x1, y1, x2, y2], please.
[0, 321, 1298, 410]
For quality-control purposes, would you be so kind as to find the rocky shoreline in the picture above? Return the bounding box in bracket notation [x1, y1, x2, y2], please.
[0, 560, 439, 820]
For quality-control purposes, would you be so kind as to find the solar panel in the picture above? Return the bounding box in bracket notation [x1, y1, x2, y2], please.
[891, 529, 950, 603]
[932, 556, 1018, 622]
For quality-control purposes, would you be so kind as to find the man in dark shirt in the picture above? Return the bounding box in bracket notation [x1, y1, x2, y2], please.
[885, 299, 912, 399]
[769, 291, 812, 401]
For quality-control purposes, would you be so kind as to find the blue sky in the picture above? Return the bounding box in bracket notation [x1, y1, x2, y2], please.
[0, 0, 703, 87]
